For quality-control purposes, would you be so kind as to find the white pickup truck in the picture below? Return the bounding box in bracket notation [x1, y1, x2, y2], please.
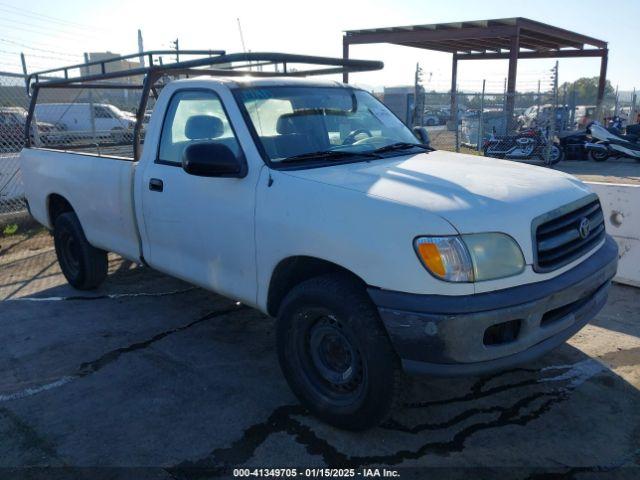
[20, 55, 617, 430]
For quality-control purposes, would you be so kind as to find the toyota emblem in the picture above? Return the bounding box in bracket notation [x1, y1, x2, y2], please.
[578, 217, 591, 239]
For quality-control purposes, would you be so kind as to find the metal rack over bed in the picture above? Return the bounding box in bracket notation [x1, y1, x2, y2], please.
[24, 51, 384, 160]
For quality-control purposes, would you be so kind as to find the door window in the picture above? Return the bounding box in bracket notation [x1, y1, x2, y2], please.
[158, 90, 241, 165]
[94, 106, 112, 118]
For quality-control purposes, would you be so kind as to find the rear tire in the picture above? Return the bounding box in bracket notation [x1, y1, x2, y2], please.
[588, 142, 609, 162]
[53, 212, 108, 290]
[276, 273, 401, 431]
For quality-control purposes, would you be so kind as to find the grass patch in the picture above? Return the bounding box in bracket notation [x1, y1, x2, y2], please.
[2, 223, 18, 236]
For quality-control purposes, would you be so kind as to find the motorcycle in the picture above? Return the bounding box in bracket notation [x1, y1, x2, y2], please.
[585, 122, 640, 162]
[482, 126, 564, 166]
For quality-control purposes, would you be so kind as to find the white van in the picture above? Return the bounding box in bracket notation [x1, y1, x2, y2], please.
[34, 103, 135, 142]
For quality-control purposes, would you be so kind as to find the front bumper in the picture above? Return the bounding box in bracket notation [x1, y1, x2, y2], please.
[368, 236, 618, 377]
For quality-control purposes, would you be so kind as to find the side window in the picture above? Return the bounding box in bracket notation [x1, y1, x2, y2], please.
[158, 90, 241, 165]
[94, 106, 112, 119]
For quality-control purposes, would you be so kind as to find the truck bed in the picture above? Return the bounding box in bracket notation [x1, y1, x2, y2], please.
[20, 148, 141, 262]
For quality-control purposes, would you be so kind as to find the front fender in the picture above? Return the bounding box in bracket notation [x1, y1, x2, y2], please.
[254, 169, 473, 312]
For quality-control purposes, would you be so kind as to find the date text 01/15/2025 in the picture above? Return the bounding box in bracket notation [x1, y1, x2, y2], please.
[232, 468, 401, 477]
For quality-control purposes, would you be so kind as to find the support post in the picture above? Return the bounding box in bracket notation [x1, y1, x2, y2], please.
[505, 28, 520, 132]
[342, 37, 349, 84]
[449, 53, 458, 125]
[596, 49, 608, 122]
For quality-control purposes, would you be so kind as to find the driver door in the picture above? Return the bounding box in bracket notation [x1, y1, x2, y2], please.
[139, 87, 259, 304]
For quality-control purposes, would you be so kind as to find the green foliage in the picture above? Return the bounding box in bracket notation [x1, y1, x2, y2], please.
[559, 77, 615, 105]
[2, 223, 19, 236]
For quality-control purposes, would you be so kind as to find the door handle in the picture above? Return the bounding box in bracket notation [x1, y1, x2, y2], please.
[149, 178, 164, 192]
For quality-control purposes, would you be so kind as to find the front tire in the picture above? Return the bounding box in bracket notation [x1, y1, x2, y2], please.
[542, 143, 564, 166]
[276, 273, 401, 431]
[53, 212, 108, 290]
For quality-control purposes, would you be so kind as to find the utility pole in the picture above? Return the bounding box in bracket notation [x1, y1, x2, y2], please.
[544, 61, 559, 164]
[552, 61, 559, 130]
[171, 38, 180, 63]
[237, 18, 247, 53]
[237, 18, 252, 71]
[536, 79, 541, 124]
[502, 77, 507, 134]
[412, 62, 424, 127]
[20, 52, 28, 93]
[84, 52, 97, 146]
[138, 29, 145, 67]
[477, 79, 486, 152]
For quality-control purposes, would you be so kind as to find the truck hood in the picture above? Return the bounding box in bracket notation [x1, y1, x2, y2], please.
[281, 150, 593, 261]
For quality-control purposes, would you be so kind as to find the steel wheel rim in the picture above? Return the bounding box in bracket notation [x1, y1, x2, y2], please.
[294, 309, 366, 404]
[59, 230, 80, 276]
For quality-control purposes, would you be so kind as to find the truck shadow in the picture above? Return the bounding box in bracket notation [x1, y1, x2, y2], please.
[1, 257, 639, 475]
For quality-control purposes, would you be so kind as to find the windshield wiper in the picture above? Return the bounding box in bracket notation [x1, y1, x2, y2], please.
[372, 142, 432, 154]
[280, 149, 380, 164]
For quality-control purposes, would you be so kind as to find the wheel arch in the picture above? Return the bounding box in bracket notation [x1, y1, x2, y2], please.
[266, 256, 366, 317]
[47, 193, 75, 227]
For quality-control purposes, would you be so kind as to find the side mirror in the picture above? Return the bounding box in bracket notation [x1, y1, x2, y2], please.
[413, 126, 430, 146]
[182, 141, 245, 178]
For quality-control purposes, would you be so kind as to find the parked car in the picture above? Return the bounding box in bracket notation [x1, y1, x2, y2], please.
[34, 102, 136, 143]
[519, 104, 569, 129]
[0, 107, 58, 150]
[574, 105, 597, 128]
[21, 74, 618, 431]
[422, 109, 440, 126]
[422, 109, 447, 126]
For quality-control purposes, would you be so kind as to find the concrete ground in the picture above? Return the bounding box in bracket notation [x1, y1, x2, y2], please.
[556, 159, 640, 185]
[0, 229, 639, 478]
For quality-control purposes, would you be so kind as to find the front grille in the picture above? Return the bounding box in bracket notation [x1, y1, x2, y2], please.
[534, 198, 605, 272]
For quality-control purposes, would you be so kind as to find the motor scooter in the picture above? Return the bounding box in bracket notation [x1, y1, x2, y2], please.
[585, 122, 640, 162]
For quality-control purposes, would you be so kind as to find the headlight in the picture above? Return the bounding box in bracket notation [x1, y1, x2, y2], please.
[414, 233, 524, 282]
[414, 236, 473, 282]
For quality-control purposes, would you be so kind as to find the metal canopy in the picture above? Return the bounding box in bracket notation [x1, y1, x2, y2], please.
[344, 18, 606, 55]
[343, 18, 608, 128]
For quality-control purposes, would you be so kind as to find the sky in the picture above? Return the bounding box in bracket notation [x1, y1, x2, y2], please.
[0, 0, 638, 93]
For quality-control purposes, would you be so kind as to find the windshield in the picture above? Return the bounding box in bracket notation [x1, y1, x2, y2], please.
[106, 105, 130, 119]
[234, 86, 420, 164]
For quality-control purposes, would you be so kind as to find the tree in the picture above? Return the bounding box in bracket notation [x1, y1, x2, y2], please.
[559, 77, 615, 105]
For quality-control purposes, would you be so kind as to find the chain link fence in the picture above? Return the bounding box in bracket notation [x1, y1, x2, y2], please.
[0, 70, 163, 228]
[0, 72, 30, 221]
[384, 67, 633, 165]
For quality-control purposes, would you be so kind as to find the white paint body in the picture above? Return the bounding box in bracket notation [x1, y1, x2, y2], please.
[20, 77, 607, 313]
[586, 182, 640, 287]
